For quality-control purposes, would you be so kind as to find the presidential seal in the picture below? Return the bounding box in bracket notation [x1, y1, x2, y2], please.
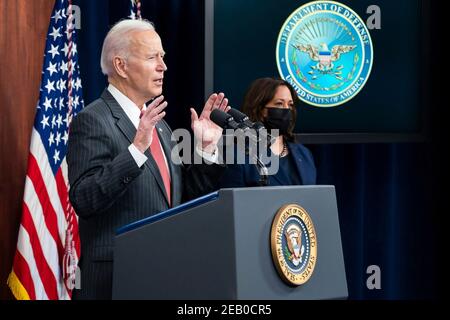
[270, 204, 317, 286]
[276, 1, 373, 107]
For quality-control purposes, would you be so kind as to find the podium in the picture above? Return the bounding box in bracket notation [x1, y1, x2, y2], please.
[112, 186, 347, 299]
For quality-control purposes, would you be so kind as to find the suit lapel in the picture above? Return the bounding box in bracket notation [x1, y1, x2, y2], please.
[102, 90, 136, 145]
[101, 90, 170, 206]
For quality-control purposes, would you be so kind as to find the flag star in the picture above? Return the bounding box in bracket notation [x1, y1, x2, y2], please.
[45, 79, 55, 94]
[55, 131, 62, 146]
[48, 132, 55, 146]
[41, 115, 50, 129]
[72, 43, 78, 56]
[62, 130, 69, 145]
[52, 10, 62, 24]
[62, 42, 70, 56]
[43, 97, 53, 111]
[73, 95, 80, 108]
[51, 115, 57, 129]
[53, 149, 60, 164]
[74, 78, 82, 90]
[59, 97, 65, 110]
[49, 27, 62, 41]
[48, 44, 60, 59]
[60, 61, 68, 75]
[63, 112, 70, 127]
[56, 114, 63, 128]
[59, 79, 67, 93]
[46, 61, 58, 76]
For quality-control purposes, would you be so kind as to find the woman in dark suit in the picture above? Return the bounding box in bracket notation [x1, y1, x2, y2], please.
[219, 77, 316, 187]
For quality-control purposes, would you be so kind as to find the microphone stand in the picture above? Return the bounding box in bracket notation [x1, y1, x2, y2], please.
[255, 156, 269, 186]
[240, 132, 269, 187]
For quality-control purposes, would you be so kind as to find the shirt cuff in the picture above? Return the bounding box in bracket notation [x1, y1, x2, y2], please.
[129, 144, 148, 168]
[195, 145, 219, 164]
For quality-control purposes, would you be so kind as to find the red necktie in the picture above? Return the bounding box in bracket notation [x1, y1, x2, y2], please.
[150, 127, 171, 205]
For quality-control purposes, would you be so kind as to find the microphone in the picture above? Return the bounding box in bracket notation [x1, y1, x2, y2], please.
[227, 108, 254, 129]
[210, 109, 241, 130]
[211, 108, 261, 146]
[210, 109, 269, 186]
[227, 109, 276, 147]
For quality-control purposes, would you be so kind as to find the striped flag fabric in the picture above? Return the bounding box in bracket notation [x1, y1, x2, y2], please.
[7, 0, 84, 300]
[129, 0, 142, 20]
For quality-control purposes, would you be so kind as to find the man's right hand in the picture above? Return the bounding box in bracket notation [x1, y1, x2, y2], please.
[133, 96, 168, 153]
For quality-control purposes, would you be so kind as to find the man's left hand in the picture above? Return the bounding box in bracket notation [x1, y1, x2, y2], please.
[190, 92, 230, 154]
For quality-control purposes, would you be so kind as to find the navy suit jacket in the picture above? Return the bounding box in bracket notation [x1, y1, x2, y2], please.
[219, 142, 316, 188]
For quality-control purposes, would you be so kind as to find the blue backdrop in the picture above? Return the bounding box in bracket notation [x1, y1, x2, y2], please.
[74, 0, 441, 299]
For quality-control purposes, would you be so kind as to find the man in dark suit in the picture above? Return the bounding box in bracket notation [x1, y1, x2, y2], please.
[67, 19, 228, 299]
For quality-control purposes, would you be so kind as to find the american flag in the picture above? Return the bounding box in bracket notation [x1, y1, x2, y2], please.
[7, 0, 84, 300]
[129, 0, 142, 20]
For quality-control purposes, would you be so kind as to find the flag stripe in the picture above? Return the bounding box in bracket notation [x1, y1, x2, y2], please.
[27, 153, 64, 259]
[27, 130, 73, 300]
[10, 254, 35, 300]
[23, 176, 69, 299]
[21, 203, 59, 300]
[30, 129, 68, 243]
[16, 225, 48, 300]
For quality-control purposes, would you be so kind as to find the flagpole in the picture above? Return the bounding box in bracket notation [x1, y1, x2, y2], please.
[67, 0, 73, 116]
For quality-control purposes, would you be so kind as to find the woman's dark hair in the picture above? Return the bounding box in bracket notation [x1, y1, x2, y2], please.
[241, 77, 299, 141]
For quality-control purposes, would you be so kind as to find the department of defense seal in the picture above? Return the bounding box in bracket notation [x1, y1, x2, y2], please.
[276, 0, 373, 107]
[270, 204, 317, 286]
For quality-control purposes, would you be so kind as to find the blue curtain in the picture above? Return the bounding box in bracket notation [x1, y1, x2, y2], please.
[309, 143, 438, 299]
[74, 0, 440, 300]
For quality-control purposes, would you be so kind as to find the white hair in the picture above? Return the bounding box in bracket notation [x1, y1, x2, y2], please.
[100, 19, 155, 76]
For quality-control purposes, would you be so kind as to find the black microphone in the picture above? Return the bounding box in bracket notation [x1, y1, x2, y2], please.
[211, 110, 269, 186]
[227, 108, 254, 129]
[210, 109, 241, 129]
[253, 121, 266, 134]
[211, 109, 260, 144]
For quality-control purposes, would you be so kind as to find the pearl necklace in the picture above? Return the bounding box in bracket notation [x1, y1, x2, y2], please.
[280, 141, 288, 157]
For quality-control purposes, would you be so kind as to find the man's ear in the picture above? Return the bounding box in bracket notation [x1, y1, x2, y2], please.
[112, 56, 128, 79]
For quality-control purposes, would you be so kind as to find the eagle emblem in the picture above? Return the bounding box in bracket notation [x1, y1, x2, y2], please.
[294, 43, 357, 77]
[284, 224, 305, 266]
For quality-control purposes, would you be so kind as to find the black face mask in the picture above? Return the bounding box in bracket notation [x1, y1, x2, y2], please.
[263, 108, 292, 135]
